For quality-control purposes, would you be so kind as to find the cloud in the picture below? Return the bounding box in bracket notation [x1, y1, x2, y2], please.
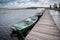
[0, 0, 60, 8]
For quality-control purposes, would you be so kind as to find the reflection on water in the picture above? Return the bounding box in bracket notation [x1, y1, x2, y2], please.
[50, 10, 60, 31]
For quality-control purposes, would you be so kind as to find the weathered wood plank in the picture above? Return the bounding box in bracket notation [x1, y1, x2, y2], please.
[25, 10, 60, 40]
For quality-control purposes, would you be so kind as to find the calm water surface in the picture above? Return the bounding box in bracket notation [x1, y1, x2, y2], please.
[0, 9, 42, 40]
[50, 10, 60, 32]
[0, 9, 40, 27]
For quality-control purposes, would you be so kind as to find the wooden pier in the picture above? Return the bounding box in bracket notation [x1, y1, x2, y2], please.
[0, 10, 60, 40]
[25, 10, 60, 40]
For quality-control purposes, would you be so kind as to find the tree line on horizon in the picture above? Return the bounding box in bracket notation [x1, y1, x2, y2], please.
[50, 3, 60, 9]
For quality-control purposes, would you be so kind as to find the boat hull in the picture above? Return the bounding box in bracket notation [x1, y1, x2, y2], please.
[10, 16, 38, 36]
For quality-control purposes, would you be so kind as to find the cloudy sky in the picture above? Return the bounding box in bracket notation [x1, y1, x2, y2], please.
[0, 0, 60, 8]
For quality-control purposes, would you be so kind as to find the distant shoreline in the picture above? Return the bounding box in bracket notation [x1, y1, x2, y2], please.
[0, 7, 49, 10]
[0, 8, 37, 14]
[0, 8, 37, 10]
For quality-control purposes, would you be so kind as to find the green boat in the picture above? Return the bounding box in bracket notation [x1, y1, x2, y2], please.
[11, 16, 38, 33]
[10, 16, 38, 39]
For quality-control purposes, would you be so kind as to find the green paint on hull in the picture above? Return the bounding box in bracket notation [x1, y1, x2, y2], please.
[16, 22, 36, 34]
[11, 16, 38, 34]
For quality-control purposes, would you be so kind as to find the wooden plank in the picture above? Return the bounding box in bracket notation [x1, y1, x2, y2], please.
[25, 10, 60, 40]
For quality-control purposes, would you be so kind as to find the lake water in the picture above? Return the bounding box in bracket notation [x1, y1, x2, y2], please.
[50, 10, 60, 32]
[0, 8, 45, 40]
[0, 9, 45, 40]
[0, 9, 40, 27]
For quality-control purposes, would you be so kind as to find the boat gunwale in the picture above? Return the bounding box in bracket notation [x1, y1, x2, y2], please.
[11, 16, 38, 31]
